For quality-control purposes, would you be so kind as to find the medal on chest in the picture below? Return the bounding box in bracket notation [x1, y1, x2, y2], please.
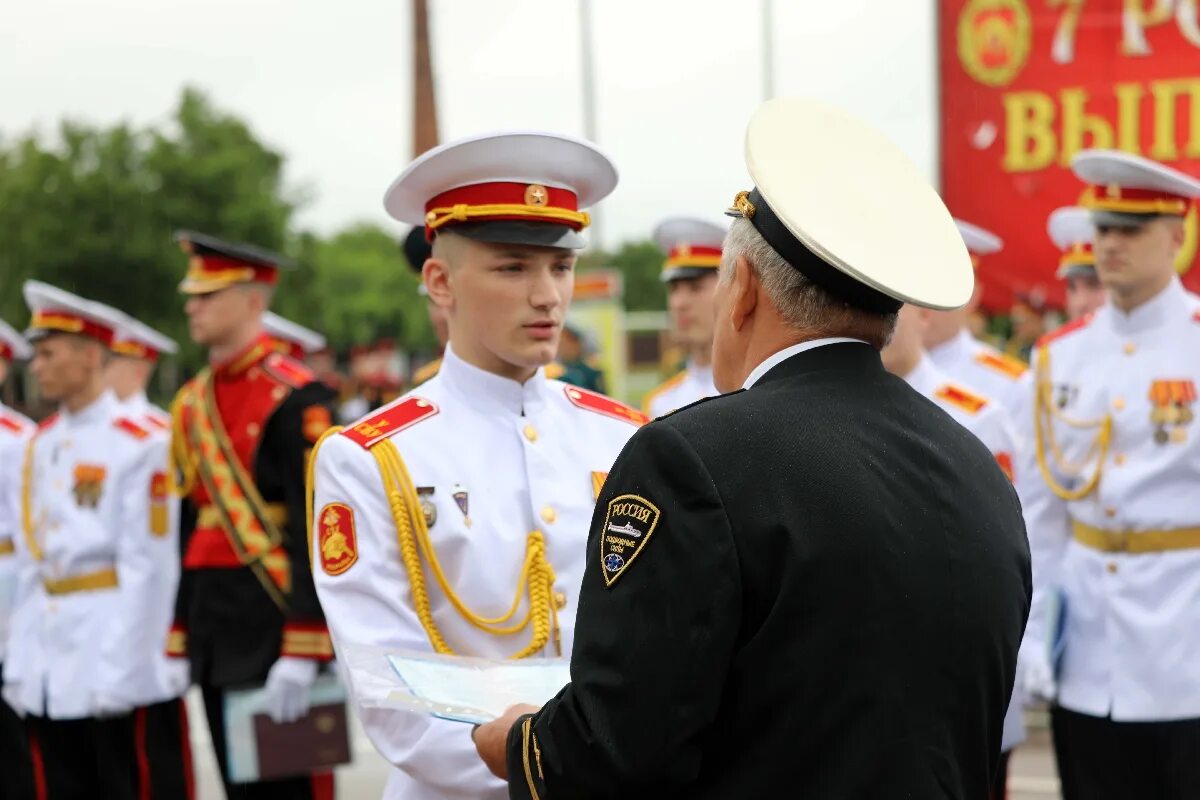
[416, 486, 437, 528]
[1149, 379, 1197, 445]
[451, 483, 472, 528]
[72, 463, 107, 508]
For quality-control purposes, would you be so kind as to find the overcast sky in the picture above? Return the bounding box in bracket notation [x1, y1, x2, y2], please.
[2, 0, 937, 248]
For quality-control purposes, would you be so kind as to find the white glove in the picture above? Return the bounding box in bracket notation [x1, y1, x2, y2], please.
[1018, 644, 1057, 703]
[163, 658, 191, 697]
[264, 657, 318, 724]
[2, 682, 25, 718]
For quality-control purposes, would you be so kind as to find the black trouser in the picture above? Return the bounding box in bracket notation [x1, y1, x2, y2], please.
[25, 697, 192, 800]
[200, 684, 333, 800]
[1052, 705, 1200, 800]
[989, 749, 1009, 800]
[0, 663, 34, 800]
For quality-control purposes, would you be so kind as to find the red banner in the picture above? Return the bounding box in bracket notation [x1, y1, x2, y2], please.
[939, 0, 1200, 311]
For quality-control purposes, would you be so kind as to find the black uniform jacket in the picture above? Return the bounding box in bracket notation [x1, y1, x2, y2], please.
[507, 341, 1031, 800]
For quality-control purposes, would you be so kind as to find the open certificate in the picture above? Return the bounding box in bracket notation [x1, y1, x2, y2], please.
[385, 652, 571, 724]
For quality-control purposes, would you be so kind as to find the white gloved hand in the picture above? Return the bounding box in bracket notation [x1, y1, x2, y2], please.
[163, 658, 191, 697]
[2, 682, 25, 718]
[1018, 644, 1057, 703]
[264, 657, 318, 724]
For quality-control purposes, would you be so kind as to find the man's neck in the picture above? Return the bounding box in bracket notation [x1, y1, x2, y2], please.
[450, 340, 538, 385]
[1110, 271, 1173, 313]
[208, 324, 263, 366]
[63, 378, 106, 415]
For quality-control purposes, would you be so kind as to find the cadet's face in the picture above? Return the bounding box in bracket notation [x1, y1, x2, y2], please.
[437, 238, 576, 380]
[667, 273, 719, 348]
[1064, 273, 1107, 320]
[920, 308, 968, 349]
[30, 334, 95, 402]
[1094, 217, 1181, 293]
[184, 285, 260, 346]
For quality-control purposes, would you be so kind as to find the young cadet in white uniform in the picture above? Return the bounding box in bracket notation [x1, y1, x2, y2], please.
[108, 313, 177, 431]
[0, 317, 35, 799]
[263, 311, 328, 361]
[309, 131, 646, 800]
[924, 220, 1032, 425]
[1048, 206, 1108, 322]
[1020, 150, 1200, 799]
[643, 217, 724, 418]
[8, 283, 186, 799]
[882, 303, 1025, 798]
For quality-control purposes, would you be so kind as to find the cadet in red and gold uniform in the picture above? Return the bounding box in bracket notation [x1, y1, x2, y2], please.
[167, 231, 337, 799]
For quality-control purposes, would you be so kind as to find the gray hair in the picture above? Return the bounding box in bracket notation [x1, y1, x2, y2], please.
[719, 218, 897, 348]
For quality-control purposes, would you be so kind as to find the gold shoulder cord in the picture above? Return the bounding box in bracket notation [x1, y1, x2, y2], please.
[21, 438, 42, 561]
[1033, 344, 1112, 501]
[304, 429, 560, 658]
[168, 384, 198, 497]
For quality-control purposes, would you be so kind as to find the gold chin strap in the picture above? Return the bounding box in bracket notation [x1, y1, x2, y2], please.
[1033, 344, 1112, 501]
[306, 428, 560, 659]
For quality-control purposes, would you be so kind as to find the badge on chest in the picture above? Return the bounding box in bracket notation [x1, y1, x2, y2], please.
[72, 464, 106, 508]
[1149, 379, 1197, 445]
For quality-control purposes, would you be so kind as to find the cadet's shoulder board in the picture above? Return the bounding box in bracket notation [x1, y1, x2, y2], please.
[339, 397, 439, 449]
[1036, 312, 1094, 349]
[934, 383, 988, 415]
[641, 370, 686, 415]
[0, 413, 29, 435]
[263, 352, 316, 389]
[114, 416, 151, 440]
[564, 385, 649, 426]
[973, 349, 1027, 380]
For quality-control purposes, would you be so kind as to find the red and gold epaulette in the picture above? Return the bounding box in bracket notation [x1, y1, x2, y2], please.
[564, 385, 649, 426]
[339, 397, 439, 449]
[973, 350, 1027, 380]
[934, 383, 989, 415]
[1036, 312, 1094, 349]
[263, 352, 316, 389]
[114, 416, 151, 440]
[0, 413, 30, 435]
[38, 413, 60, 431]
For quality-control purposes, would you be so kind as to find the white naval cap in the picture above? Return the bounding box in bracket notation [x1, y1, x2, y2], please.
[653, 217, 728, 283]
[0, 317, 32, 362]
[383, 130, 619, 250]
[726, 98, 974, 312]
[22, 280, 125, 346]
[1072, 149, 1200, 227]
[262, 311, 327, 357]
[1047, 206, 1096, 280]
[111, 313, 178, 361]
[954, 219, 1004, 258]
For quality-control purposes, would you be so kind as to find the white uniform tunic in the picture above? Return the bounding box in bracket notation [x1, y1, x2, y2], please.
[312, 347, 642, 800]
[7, 391, 180, 719]
[904, 356, 1026, 750]
[1021, 278, 1200, 721]
[0, 403, 34, 666]
[119, 390, 171, 433]
[928, 329, 1032, 433]
[643, 363, 718, 419]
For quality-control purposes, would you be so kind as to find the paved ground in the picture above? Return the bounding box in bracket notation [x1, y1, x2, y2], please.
[191, 693, 1062, 799]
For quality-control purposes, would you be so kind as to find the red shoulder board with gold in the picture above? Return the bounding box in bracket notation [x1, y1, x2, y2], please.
[973, 350, 1027, 380]
[263, 352, 316, 389]
[0, 412, 29, 435]
[564, 385, 649, 426]
[934, 383, 988, 416]
[114, 417, 151, 440]
[339, 397, 439, 449]
[1037, 313, 1094, 349]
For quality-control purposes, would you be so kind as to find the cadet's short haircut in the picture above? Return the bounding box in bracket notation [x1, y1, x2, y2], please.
[720, 219, 897, 349]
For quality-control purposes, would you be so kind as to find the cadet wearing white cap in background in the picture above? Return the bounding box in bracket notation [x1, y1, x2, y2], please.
[8, 282, 187, 799]
[262, 311, 328, 361]
[472, 98, 1029, 800]
[642, 217, 725, 418]
[1020, 150, 1200, 800]
[1047, 206, 1108, 322]
[308, 130, 646, 800]
[108, 314, 178, 431]
[0, 317, 35, 799]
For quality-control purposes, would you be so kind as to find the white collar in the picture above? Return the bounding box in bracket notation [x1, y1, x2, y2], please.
[927, 328, 974, 365]
[61, 390, 118, 427]
[742, 337, 866, 389]
[1104, 276, 1188, 336]
[437, 344, 549, 417]
[119, 391, 150, 415]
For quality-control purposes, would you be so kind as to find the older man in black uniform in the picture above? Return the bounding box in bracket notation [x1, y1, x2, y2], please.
[473, 99, 1032, 799]
[167, 231, 338, 799]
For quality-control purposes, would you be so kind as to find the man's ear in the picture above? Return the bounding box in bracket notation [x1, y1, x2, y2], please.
[730, 255, 759, 332]
[424, 258, 454, 310]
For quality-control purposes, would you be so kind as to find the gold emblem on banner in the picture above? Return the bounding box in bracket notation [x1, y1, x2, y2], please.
[957, 0, 1031, 88]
